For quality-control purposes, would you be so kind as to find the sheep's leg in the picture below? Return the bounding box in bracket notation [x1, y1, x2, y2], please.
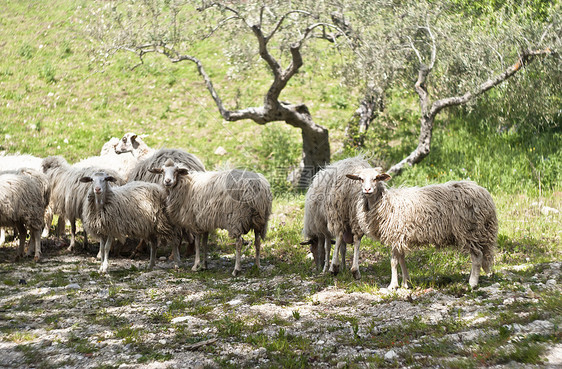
[68, 219, 76, 252]
[0, 228, 5, 245]
[329, 237, 343, 276]
[31, 229, 42, 262]
[322, 238, 331, 274]
[313, 236, 325, 271]
[96, 240, 103, 260]
[42, 208, 52, 237]
[129, 239, 142, 258]
[201, 232, 209, 270]
[192, 234, 202, 271]
[99, 237, 112, 274]
[171, 237, 182, 269]
[388, 248, 401, 289]
[15, 223, 27, 259]
[350, 236, 362, 280]
[83, 231, 89, 252]
[398, 252, 409, 289]
[254, 231, 261, 269]
[469, 249, 483, 288]
[232, 237, 243, 277]
[340, 242, 347, 271]
[317, 237, 326, 271]
[148, 237, 158, 270]
[55, 216, 65, 237]
[27, 232, 35, 257]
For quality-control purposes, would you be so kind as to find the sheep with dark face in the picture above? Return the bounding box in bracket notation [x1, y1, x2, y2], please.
[0, 168, 50, 260]
[114, 132, 155, 160]
[149, 160, 272, 276]
[79, 172, 175, 273]
[347, 168, 498, 289]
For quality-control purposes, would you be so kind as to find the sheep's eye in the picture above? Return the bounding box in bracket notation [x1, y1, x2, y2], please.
[122, 138, 127, 142]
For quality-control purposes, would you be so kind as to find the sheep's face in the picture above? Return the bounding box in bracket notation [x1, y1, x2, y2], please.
[148, 160, 189, 188]
[80, 172, 117, 206]
[115, 132, 139, 154]
[346, 168, 391, 196]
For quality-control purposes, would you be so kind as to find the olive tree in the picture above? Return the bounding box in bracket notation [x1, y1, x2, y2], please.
[345, 0, 560, 174]
[87, 0, 351, 187]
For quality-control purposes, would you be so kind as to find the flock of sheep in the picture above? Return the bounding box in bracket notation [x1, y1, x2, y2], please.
[0, 133, 498, 288]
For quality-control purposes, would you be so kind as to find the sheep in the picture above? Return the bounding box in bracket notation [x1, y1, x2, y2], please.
[148, 159, 272, 276]
[301, 165, 346, 272]
[114, 132, 155, 160]
[0, 153, 42, 244]
[41, 156, 125, 252]
[318, 156, 371, 280]
[74, 150, 138, 182]
[0, 153, 49, 243]
[99, 137, 120, 156]
[347, 168, 498, 289]
[128, 148, 205, 182]
[79, 172, 176, 273]
[0, 168, 50, 261]
[127, 148, 206, 260]
[0, 152, 43, 171]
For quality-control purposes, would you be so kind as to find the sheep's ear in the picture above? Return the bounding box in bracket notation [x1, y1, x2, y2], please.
[148, 168, 163, 174]
[106, 176, 117, 183]
[376, 173, 391, 181]
[346, 174, 362, 181]
[177, 168, 189, 176]
[131, 134, 137, 142]
[79, 176, 93, 183]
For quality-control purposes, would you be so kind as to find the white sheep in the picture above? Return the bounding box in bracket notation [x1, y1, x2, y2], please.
[0, 153, 46, 244]
[114, 132, 155, 160]
[347, 168, 498, 289]
[320, 157, 372, 280]
[0, 168, 50, 261]
[99, 137, 120, 156]
[128, 148, 205, 182]
[148, 159, 272, 276]
[301, 164, 346, 272]
[79, 172, 176, 273]
[127, 148, 206, 260]
[42, 156, 125, 252]
[74, 150, 138, 182]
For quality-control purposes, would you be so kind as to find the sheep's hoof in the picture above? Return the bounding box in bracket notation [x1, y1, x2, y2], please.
[387, 283, 399, 290]
[232, 269, 241, 277]
[33, 256, 40, 263]
[351, 269, 361, 280]
[191, 264, 200, 272]
[330, 265, 339, 276]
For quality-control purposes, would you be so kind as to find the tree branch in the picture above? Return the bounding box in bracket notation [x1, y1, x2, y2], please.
[266, 10, 312, 42]
[430, 48, 553, 116]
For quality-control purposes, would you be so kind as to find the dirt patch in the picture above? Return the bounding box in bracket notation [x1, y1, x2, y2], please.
[0, 241, 560, 368]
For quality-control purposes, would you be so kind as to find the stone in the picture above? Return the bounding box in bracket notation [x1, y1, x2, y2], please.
[385, 349, 398, 361]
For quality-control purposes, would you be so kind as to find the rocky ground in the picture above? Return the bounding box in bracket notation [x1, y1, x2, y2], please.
[0, 241, 560, 369]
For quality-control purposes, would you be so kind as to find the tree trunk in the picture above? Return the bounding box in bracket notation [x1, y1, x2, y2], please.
[345, 88, 384, 148]
[292, 124, 331, 189]
[388, 114, 434, 175]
